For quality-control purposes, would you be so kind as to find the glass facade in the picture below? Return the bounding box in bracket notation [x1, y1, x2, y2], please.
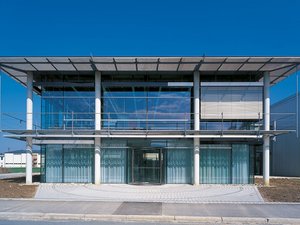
[101, 147, 127, 183]
[41, 75, 95, 130]
[39, 74, 260, 184]
[132, 148, 162, 184]
[200, 144, 254, 184]
[98, 139, 193, 184]
[103, 87, 191, 130]
[166, 148, 193, 184]
[41, 145, 94, 183]
[201, 85, 263, 120]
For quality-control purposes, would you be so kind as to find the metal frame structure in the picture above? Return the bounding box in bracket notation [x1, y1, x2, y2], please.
[1, 56, 300, 88]
[1, 56, 300, 186]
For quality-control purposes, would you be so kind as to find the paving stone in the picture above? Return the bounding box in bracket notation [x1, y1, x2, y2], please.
[35, 184, 264, 203]
[113, 202, 162, 215]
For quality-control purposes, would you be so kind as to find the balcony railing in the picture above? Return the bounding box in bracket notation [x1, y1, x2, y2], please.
[0, 112, 297, 133]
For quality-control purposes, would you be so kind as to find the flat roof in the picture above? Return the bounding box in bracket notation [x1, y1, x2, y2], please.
[1, 56, 300, 86]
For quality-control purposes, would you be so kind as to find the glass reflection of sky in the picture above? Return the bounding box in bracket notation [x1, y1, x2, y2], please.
[42, 88, 95, 129]
[103, 88, 191, 130]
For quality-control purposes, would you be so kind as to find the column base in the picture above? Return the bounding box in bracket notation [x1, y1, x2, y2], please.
[263, 180, 270, 186]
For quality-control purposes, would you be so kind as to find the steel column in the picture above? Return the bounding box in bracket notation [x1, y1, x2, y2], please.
[263, 72, 270, 186]
[193, 71, 200, 185]
[95, 71, 101, 184]
[26, 72, 33, 184]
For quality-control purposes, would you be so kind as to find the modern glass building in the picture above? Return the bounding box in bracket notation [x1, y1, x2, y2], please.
[0, 56, 299, 185]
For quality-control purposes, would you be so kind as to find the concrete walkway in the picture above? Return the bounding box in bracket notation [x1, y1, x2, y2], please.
[35, 183, 264, 203]
[1, 199, 300, 224]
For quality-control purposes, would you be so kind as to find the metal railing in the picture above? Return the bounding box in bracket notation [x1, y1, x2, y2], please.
[0, 112, 297, 133]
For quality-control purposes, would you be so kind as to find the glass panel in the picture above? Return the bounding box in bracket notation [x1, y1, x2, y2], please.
[102, 87, 191, 130]
[249, 145, 255, 184]
[147, 90, 191, 130]
[101, 138, 193, 184]
[200, 121, 261, 131]
[127, 148, 132, 184]
[133, 149, 161, 184]
[45, 145, 63, 183]
[200, 145, 231, 184]
[41, 74, 95, 130]
[200, 144, 252, 184]
[232, 144, 250, 184]
[166, 148, 192, 184]
[101, 148, 127, 183]
[63, 146, 94, 183]
[40, 146, 46, 183]
[201, 86, 263, 120]
[42, 98, 64, 129]
[43, 144, 93, 183]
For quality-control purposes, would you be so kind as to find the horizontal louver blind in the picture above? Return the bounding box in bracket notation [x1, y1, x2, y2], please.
[201, 86, 263, 120]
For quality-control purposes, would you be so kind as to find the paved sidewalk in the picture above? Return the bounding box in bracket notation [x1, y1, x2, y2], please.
[35, 183, 264, 203]
[0, 199, 300, 224]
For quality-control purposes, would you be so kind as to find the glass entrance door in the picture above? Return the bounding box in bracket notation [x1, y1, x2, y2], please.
[132, 148, 162, 184]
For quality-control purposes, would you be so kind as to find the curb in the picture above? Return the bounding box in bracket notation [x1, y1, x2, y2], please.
[2, 198, 300, 205]
[1, 212, 300, 224]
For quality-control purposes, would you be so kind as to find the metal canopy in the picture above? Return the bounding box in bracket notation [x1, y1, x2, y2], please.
[3, 128, 291, 139]
[1, 56, 300, 86]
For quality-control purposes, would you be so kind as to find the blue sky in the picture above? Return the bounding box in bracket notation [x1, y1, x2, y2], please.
[0, 0, 300, 151]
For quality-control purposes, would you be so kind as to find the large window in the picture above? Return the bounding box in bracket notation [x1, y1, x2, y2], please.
[41, 144, 94, 183]
[41, 75, 95, 129]
[200, 144, 254, 184]
[101, 138, 193, 184]
[102, 86, 191, 130]
[201, 85, 263, 120]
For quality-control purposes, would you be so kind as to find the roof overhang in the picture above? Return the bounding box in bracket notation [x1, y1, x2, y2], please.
[1, 56, 300, 87]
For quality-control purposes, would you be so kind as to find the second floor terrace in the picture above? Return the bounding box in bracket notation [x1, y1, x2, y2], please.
[1, 111, 296, 140]
[1, 56, 299, 140]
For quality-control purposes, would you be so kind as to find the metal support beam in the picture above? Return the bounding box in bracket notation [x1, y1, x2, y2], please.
[194, 71, 200, 131]
[26, 72, 33, 184]
[263, 72, 270, 186]
[95, 71, 101, 130]
[95, 71, 101, 184]
[26, 72, 33, 130]
[26, 137, 32, 184]
[94, 137, 101, 185]
[194, 138, 200, 185]
[194, 71, 200, 185]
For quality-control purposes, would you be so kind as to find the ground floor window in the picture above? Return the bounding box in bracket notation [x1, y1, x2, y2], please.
[101, 139, 193, 184]
[41, 145, 94, 183]
[166, 148, 192, 184]
[101, 148, 127, 183]
[200, 144, 254, 184]
[40, 140, 255, 184]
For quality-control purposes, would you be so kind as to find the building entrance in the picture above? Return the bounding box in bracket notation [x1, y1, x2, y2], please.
[132, 148, 163, 184]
